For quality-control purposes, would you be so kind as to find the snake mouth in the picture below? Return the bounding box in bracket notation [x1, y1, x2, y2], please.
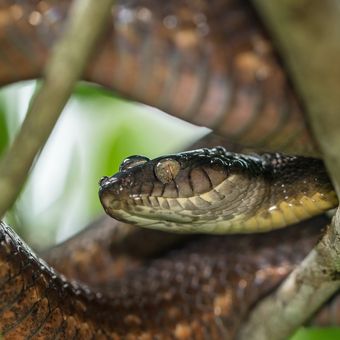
[98, 172, 248, 231]
[99, 184, 199, 232]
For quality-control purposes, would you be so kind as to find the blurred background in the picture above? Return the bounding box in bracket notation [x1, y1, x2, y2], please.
[1, 80, 339, 340]
[0, 80, 206, 248]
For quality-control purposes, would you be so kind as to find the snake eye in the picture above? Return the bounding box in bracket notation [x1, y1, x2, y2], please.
[119, 155, 150, 172]
[154, 158, 181, 184]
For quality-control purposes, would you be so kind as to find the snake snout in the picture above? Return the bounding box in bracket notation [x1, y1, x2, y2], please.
[99, 174, 134, 195]
[99, 173, 134, 208]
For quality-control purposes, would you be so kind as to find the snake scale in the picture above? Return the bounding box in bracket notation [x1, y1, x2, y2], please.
[1, 0, 340, 339]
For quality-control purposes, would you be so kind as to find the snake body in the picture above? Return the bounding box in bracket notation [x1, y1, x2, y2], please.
[0, 0, 340, 339]
[0, 217, 334, 339]
[2, 0, 316, 156]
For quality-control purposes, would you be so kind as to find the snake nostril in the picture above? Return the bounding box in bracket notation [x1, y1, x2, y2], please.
[99, 176, 110, 187]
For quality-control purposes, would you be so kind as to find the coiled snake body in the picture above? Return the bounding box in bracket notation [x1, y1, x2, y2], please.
[0, 0, 339, 339]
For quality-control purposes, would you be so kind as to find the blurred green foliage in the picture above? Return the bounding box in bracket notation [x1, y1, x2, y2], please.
[292, 327, 340, 340]
[1, 81, 204, 247]
[0, 100, 8, 157]
[0, 81, 338, 340]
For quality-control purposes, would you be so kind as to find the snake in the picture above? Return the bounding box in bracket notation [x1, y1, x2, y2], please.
[0, 0, 340, 339]
[99, 148, 337, 234]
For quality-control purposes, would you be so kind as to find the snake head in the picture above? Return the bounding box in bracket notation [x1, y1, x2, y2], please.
[99, 147, 266, 233]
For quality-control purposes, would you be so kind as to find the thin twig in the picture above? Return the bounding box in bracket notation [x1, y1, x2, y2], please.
[239, 1, 340, 339]
[0, 0, 114, 217]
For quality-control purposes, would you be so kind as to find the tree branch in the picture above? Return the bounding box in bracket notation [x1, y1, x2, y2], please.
[0, 0, 114, 217]
[239, 1, 340, 339]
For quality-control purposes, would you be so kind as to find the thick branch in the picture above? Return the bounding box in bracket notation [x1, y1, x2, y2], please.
[0, 0, 114, 217]
[239, 1, 340, 339]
